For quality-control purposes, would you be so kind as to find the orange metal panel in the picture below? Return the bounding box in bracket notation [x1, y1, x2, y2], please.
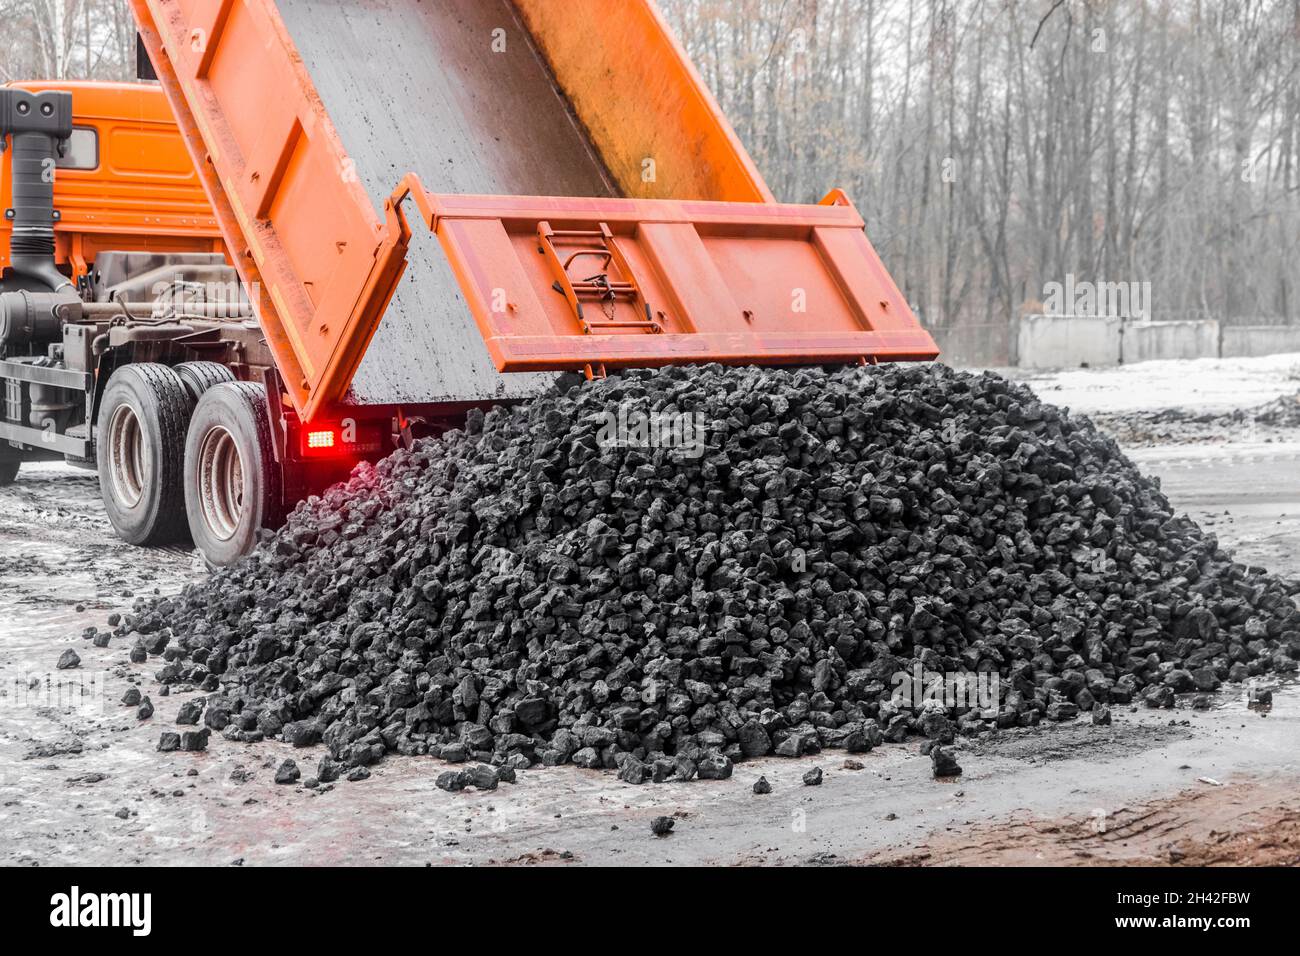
[514, 0, 773, 204]
[131, 0, 410, 422]
[404, 184, 938, 372]
[0, 81, 222, 281]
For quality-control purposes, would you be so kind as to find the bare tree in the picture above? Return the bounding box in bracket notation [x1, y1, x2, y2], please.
[0, 0, 135, 82]
[666, 0, 1300, 362]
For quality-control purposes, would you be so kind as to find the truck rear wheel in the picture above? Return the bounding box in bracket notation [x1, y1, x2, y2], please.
[174, 362, 236, 404]
[0, 457, 19, 486]
[96, 363, 193, 544]
[184, 382, 282, 567]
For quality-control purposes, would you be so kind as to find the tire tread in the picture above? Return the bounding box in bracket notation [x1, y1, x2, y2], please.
[96, 363, 193, 545]
[184, 381, 283, 565]
[137, 363, 191, 543]
[174, 362, 236, 404]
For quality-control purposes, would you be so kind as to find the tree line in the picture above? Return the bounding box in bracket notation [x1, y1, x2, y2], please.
[663, 0, 1300, 357]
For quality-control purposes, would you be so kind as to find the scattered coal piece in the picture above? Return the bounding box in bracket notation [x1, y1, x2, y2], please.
[931, 746, 962, 778]
[176, 700, 203, 725]
[56, 649, 80, 670]
[317, 756, 341, 783]
[697, 754, 734, 780]
[617, 757, 650, 784]
[157, 732, 180, 752]
[436, 769, 469, 792]
[204, 704, 231, 731]
[274, 759, 300, 784]
[650, 816, 675, 837]
[179, 729, 209, 752]
[802, 767, 823, 786]
[126, 364, 1298, 783]
[121, 688, 141, 707]
[137, 697, 154, 720]
[467, 764, 499, 791]
[753, 775, 772, 794]
[1144, 685, 1176, 708]
[129, 643, 147, 664]
[1091, 705, 1112, 726]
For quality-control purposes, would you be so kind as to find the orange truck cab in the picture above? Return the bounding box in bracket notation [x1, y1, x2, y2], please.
[0, 80, 223, 289]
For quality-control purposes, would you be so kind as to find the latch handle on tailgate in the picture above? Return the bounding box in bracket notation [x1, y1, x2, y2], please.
[536, 221, 660, 335]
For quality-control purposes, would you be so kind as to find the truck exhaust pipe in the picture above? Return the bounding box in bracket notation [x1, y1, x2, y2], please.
[1, 89, 75, 294]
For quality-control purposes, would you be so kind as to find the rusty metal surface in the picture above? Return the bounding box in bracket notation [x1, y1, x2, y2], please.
[276, 0, 617, 406]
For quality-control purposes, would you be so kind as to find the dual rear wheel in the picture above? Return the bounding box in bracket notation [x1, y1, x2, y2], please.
[96, 363, 281, 565]
[183, 380, 282, 565]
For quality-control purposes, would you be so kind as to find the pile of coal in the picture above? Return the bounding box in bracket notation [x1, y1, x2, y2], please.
[119, 364, 1299, 780]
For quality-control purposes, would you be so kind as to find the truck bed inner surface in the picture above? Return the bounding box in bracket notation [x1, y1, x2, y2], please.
[275, 0, 618, 406]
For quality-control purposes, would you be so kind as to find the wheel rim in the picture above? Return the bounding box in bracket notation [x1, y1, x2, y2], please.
[196, 425, 245, 541]
[107, 403, 147, 509]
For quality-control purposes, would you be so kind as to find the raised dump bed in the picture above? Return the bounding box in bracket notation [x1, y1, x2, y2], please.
[131, 0, 937, 422]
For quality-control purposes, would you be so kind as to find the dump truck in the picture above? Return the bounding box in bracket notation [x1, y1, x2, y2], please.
[4, 0, 937, 567]
[0, 81, 234, 480]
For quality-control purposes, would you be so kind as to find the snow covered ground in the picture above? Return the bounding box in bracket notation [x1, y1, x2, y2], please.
[1001, 352, 1300, 415]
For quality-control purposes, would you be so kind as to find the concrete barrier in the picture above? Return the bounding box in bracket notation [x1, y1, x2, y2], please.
[1016, 314, 1121, 368]
[1221, 326, 1300, 358]
[979, 314, 1299, 368]
[1121, 320, 1219, 363]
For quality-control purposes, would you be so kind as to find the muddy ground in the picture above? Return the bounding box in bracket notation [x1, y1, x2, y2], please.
[2, 357, 1299, 866]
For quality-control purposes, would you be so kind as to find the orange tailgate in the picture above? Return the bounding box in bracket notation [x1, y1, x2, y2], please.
[397, 182, 937, 374]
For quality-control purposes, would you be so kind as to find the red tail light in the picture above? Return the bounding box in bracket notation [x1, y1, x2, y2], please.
[297, 422, 384, 458]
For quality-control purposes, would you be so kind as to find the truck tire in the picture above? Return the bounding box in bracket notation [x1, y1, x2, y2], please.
[0, 458, 19, 486]
[183, 382, 283, 567]
[96, 363, 193, 545]
[174, 362, 236, 404]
